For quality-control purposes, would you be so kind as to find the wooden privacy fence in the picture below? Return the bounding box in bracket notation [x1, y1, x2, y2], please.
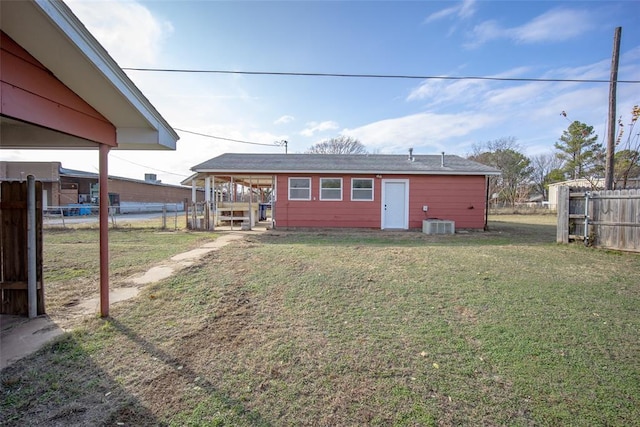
[1, 180, 45, 315]
[557, 187, 640, 252]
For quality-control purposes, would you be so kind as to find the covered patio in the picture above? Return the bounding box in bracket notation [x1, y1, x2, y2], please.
[182, 173, 275, 231]
[1, 0, 178, 317]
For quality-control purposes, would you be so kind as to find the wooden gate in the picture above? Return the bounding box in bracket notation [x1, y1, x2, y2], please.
[0, 180, 45, 315]
[557, 187, 640, 252]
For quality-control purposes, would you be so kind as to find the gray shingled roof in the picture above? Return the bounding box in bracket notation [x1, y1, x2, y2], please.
[191, 153, 501, 176]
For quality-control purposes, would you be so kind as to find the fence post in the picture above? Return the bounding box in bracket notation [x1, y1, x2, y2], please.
[557, 186, 569, 243]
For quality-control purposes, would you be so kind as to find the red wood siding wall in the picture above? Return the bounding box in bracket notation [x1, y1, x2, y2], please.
[275, 174, 487, 229]
[0, 31, 116, 146]
[408, 174, 487, 229]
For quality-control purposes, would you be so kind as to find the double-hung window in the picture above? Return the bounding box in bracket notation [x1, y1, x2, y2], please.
[289, 177, 311, 200]
[351, 178, 373, 201]
[320, 178, 342, 200]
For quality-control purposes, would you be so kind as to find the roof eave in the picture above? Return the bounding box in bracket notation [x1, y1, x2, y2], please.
[1, 0, 178, 150]
[193, 169, 501, 176]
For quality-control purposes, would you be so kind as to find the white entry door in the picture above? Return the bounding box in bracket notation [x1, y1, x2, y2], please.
[381, 179, 409, 229]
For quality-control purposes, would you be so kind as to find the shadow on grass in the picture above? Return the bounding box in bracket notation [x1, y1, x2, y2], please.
[108, 318, 270, 426]
[249, 221, 557, 247]
[0, 332, 161, 427]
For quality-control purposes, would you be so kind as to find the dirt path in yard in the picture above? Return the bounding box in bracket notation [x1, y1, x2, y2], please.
[1, 231, 256, 370]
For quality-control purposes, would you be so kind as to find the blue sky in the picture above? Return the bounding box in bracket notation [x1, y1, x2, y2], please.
[6, 0, 640, 185]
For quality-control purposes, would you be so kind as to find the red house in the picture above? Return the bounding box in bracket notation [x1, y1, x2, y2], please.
[185, 152, 500, 231]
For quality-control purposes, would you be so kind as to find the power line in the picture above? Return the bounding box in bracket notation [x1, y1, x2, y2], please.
[110, 129, 284, 177]
[110, 154, 190, 177]
[174, 128, 280, 147]
[122, 67, 640, 84]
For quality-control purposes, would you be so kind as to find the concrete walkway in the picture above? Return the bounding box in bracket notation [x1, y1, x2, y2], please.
[0, 231, 252, 370]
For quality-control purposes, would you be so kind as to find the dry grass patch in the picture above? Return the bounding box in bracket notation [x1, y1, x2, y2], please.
[2, 216, 639, 426]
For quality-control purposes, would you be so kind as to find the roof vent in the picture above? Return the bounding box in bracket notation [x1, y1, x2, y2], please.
[408, 148, 414, 162]
[145, 173, 159, 183]
[441, 152, 445, 167]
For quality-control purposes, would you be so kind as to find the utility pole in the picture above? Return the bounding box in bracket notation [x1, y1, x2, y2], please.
[276, 139, 288, 153]
[605, 27, 621, 190]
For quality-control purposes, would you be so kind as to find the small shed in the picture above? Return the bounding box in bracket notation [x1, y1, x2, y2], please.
[183, 152, 501, 231]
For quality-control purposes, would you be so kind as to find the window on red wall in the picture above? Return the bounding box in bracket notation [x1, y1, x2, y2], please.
[320, 178, 342, 200]
[351, 178, 374, 201]
[289, 177, 311, 200]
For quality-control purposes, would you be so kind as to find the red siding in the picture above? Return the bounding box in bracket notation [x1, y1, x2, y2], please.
[0, 31, 116, 146]
[276, 174, 381, 228]
[408, 174, 487, 229]
[274, 173, 488, 229]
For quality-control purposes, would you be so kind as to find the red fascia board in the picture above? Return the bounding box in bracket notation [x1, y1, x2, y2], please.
[0, 32, 116, 146]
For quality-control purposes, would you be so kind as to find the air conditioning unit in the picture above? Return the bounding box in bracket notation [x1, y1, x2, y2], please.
[422, 219, 455, 235]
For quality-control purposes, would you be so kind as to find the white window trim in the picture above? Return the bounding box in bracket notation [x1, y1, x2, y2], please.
[320, 177, 343, 201]
[288, 177, 311, 200]
[351, 178, 374, 201]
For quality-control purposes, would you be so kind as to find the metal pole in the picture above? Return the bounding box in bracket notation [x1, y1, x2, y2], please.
[271, 175, 276, 229]
[584, 191, 590, 246]
[27, 175, 37, 318]
[248, 175, 253, 230]
[162, 204, 167, 229]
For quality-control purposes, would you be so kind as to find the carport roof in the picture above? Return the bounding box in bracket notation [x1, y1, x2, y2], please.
[0, 0, 178, 150]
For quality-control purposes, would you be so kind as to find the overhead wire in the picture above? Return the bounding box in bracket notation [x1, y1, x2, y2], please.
[109, 129, 283, 177]
[117, 67, 639, 173]
[173, 128, 278, 147]
[110, 154, 191, 177]
[122, 67, 640, 84]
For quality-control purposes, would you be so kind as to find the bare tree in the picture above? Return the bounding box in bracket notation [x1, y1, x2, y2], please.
[468, 137, 533, 207]
[614, 105, 640, 188]
[530, 153, 564, 199]
[306, 136, 367, 154]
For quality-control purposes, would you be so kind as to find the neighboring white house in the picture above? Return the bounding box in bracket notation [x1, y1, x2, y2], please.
[548, 178, 640, 210]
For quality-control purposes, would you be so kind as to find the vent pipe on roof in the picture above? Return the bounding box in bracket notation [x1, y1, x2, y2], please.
[409, 148, 414, 162]
[441, 152, 445, 167]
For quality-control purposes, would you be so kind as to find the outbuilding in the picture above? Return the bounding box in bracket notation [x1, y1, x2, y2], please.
[184, 152, 501, 231]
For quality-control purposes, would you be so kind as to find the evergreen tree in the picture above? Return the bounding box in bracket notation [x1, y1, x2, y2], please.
[554, 121, 604, 180]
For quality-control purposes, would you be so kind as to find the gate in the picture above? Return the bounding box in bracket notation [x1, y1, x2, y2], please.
[557, 187, 640, 252]
[0, 180, 45, 315]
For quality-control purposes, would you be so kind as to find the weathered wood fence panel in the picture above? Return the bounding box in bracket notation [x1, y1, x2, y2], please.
[557, 187, 640, 252]
[1, 180, 45, 315]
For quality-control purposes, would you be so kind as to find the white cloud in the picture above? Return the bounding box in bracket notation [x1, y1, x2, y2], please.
[300, 121, 339, 137]
[66, 0, 173, 66]
[465, 8, 594, 49]
[425, 0, 476, 23]
[407, 67, 533, 108]
[511, 9, 593, 43]
[274, 115, 295, 125]
[343, 112, 502, 154]
[464, 20, 503, 48]
[407, 78, 489, 107]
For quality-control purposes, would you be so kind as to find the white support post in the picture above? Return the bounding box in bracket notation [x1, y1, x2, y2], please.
[204, 176, 211, 203]
[248, 176, 253, 229]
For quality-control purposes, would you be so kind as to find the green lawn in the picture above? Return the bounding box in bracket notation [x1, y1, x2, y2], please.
[2, 216, 639, 426]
